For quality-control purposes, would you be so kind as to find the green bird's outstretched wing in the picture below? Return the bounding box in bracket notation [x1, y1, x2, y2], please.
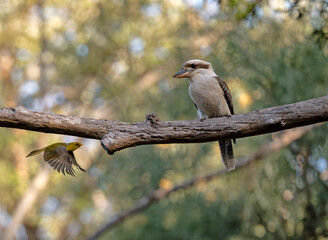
[43, 145, 85, 176]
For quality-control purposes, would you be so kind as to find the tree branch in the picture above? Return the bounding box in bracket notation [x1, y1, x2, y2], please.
[85, 125, 314, 240]
[0, 96, 327, 154]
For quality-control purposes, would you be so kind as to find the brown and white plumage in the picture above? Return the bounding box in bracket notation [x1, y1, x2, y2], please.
[173, 59, 235, 171]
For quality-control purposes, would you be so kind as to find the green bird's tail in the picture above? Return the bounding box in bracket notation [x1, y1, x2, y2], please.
[26, 148, 45, 158]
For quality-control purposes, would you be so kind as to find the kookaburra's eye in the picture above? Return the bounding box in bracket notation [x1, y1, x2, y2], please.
[191, 64, 196, 68]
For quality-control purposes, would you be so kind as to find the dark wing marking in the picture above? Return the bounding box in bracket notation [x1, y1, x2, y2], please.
[215, 76, 234, 115]
[215, 76, 236, 144]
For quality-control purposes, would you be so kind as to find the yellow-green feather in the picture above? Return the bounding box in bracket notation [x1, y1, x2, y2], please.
[26, 148, 45, 157]
[44, 143, 68, 150]
[66, 142, 82, 151]
[26, 143, 67, 158]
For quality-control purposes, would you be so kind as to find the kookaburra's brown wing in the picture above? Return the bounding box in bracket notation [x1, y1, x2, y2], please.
[215, 76, 236, 144]
[215, 76, 234, 115]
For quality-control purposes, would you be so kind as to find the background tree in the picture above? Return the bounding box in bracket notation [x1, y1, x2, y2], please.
[0, 0, 327, 239]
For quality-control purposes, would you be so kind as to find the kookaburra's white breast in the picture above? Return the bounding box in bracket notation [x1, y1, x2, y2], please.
[188, 75, 231, 118]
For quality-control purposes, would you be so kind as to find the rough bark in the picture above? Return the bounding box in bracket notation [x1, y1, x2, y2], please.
[0, 96, 327, 154]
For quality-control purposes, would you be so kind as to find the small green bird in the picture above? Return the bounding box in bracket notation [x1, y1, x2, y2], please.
[26, 142, 85, 176]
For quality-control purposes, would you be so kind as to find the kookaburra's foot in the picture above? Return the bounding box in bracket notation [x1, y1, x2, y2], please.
[226, 114, 232, 118]
[199, 113, 209, 122]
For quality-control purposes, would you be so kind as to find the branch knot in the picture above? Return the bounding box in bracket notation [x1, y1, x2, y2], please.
[145, 112, 160, 125]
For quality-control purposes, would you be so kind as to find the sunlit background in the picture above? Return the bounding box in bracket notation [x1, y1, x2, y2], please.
[0, 0, 328, 239]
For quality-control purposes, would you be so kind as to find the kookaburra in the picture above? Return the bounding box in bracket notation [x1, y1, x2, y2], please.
[173, 59, 235, 171]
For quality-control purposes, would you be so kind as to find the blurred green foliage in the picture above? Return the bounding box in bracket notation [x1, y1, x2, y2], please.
[0, 0, 328, 239]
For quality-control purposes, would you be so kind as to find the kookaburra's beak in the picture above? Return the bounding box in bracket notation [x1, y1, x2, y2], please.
[173, 69, 192, 78]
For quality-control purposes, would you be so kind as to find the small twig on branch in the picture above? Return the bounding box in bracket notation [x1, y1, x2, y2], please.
[0, 96, 327, 155]
[85, 125, 315, 240]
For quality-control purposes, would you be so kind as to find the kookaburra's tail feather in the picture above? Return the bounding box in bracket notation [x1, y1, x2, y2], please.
[218, 140, 235, 171]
